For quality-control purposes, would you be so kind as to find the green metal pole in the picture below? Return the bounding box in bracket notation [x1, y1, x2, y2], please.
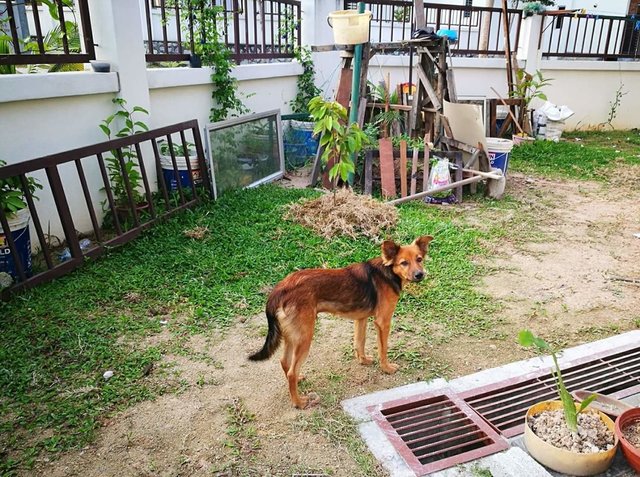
[347, 1, 366, 185]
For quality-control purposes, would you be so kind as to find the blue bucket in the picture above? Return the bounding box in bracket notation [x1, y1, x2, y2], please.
[0, 210, 32, 282]
[486, 138, 514, 176]
[284, 142, 308, 168]
[290, 120, 319, 157]
[160, 155, 202, 191]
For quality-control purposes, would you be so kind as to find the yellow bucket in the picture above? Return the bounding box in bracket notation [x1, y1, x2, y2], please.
[327, 10, 372, 45]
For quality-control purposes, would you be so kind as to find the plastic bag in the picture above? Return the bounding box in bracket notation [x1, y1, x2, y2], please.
[427, 158, 452, 198]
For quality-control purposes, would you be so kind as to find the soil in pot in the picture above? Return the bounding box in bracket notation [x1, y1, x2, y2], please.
[622, 421, 640, 447]
[528, 410, 616, 453]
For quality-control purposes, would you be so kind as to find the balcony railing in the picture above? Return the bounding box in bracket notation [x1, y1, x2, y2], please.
[344, 1, 522, 57]
[539, 12, 640, 60]
[144, 0, 301, 64]
[0, 0, 95, 67]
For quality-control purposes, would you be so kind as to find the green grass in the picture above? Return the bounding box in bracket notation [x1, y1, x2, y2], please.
[0, 184, 502, 474]
[510, 129, 640, 180]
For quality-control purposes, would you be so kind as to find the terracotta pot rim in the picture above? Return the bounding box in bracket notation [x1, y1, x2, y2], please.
[615, 408, 640, 448]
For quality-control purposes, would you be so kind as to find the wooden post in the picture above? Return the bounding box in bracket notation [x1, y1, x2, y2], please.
[400, 140, 408, 197]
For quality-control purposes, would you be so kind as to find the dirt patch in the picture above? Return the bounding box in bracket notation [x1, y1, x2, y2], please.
[528, 410, 615, 453]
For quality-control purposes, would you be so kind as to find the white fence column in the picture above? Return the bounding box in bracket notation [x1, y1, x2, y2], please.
[517, 14, 543, 73]
[87, 0, 151, 114]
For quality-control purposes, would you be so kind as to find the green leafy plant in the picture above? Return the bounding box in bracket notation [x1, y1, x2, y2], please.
[99, 98, 150, 207]
[158, 139, 195, 157]
[290, 46, 321, 114]
[182, 0, 247, 122]
[511, 69, 552, 109]
[601, 82, 627, 130]
[0, 160, 42, 216]
[308, 96, 368, 185]
[518, 329, 596, 433]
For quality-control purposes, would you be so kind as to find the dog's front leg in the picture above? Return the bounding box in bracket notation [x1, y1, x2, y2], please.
[374, 312, 399, 374]
[354, 319, 373, 365]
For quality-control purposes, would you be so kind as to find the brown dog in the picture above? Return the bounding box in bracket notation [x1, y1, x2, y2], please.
[248, 236, 433, 409]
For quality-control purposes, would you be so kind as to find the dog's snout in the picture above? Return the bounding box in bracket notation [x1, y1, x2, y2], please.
[414, 271, 425, 281]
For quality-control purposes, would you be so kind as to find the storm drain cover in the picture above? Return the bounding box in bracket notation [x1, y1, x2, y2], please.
[461, 343, 640, 437]
[368, 389, 509, 476]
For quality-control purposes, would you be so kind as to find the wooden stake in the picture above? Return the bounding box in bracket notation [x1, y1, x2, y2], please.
[422, 137, 430, 192]
[400, 140, 408, 198]
[410, 147, 419, 196]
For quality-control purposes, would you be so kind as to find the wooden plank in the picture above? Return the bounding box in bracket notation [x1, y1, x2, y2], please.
[446, 68, 457, 102]
[400, 140, 408, 197]
[414, 0, 425, 29]
[454, 153, 463, 203]
[410, 147, 419, 195]
[416, 65, 442, 110]
[379, 138, 396, 198]
[422, 140, 430, 192]
[364, 150, 373, 195]
[335, 68, 353, 109]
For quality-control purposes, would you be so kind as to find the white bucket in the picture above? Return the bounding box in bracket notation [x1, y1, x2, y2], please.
[159, 154, 201, 191]
[2, 207, 30, 233]
[327, 10, 372, 45]
[486, 137, 514, 176]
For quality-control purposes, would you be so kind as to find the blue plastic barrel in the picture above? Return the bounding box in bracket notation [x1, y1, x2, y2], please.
[0, 210, 32, 282]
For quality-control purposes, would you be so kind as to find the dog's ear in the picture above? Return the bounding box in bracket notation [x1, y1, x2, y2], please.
[381, 240, 400, 265]
[413, 235, 434, 255]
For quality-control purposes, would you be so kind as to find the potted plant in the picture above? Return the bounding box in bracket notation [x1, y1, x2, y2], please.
[615, 408, 640, 472]
[510, 69, 552, 138]
[518, 330, 618, 476]
[0, 159, 42, 286]
[99, 98, 149, 218]
[157, 138, 201, 191]
[308, 96, 368, 188]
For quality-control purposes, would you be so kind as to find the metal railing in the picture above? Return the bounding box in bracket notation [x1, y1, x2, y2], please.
[0, 0, 95, 67]
[539, 12, 640, 60]
[344, 1, 522, 57]
[0, 120, 211, 300]
[144, 0, 301, 63]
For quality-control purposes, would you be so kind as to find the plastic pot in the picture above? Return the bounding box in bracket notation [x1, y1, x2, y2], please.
[615, 407, 640, 472]
[523, 401, 618, 476]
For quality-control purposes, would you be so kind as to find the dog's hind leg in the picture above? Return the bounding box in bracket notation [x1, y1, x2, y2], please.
[286, 319, 319, 409]
[354, 319, 373, 365]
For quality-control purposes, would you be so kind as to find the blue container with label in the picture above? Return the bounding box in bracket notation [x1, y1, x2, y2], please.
[0, 210, 32, 283]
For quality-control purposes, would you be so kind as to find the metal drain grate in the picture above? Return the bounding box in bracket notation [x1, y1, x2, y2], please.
[462, 343, 640, 437]
[369, 389, 509, 475]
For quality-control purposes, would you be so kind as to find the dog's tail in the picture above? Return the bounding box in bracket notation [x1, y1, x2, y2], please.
[248, 297, 281, 361]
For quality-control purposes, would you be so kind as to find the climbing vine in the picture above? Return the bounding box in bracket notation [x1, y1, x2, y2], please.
[180, 0, 247, 122]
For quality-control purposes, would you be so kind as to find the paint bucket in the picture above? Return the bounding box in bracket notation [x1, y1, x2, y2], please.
[486, 137, 514, 176]
[0, 208, 32, 283]
[160, 154, 202, 191]
[327, 10, 372, 45]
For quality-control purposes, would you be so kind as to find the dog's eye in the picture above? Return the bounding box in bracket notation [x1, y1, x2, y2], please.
[400, 260, 409, 267]
[416, 257, 423, 263]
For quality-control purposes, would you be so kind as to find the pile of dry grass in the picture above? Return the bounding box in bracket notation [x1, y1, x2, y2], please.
[285, 188, 398, 240]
